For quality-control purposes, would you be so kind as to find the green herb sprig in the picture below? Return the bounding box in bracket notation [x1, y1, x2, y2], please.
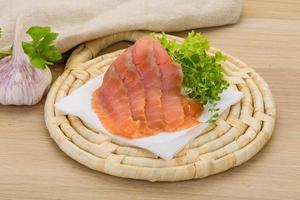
[0, 28, 12, 59]
[22, 26, 62, 69]
[154, 32, 229, 123]
[1, 26, 62, 68]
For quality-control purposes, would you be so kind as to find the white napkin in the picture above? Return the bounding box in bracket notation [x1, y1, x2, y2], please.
[56, 73, 243, 160]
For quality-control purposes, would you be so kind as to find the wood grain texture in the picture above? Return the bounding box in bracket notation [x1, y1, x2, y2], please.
[0, 0, 299, 199]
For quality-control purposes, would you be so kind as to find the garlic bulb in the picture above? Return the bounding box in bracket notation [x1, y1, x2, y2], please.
[0, 17, 51, 105]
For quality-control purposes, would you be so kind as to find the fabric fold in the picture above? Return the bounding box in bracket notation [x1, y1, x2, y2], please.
[0, 0, 241, 52]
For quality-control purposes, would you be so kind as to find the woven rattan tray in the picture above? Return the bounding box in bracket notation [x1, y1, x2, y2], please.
[45, 31, 276, 182]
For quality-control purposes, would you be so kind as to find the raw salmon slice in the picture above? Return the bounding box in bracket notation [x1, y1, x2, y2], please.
[153, 38, 202, 130]
[92, 66, 141, 138]
[132, 37, 165, 131]
[113, 47, 154, 135]
[152, 39, 185, 130]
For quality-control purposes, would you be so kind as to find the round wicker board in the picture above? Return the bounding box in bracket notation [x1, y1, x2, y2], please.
[45, 31, 276, 182]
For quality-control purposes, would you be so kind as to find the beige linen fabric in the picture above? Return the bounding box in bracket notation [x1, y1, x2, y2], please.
[0, 0, 241, 52]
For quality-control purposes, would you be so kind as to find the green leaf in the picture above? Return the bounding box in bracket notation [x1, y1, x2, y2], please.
[215, 51, 225, 62]
[0, 28, 12, 59]
[0, 50, 11, 59]
[39, 32, 58, 48]
[22, 42, 35, 55]
[26, 26, 51, 43]
[208, 113, 219, 123]
[30, 55, 48, 69]
[191, 54, 200, 63]
[0, 47, 12, 59]
[40, 45, 62, 62]
[23, 26, 62, 69]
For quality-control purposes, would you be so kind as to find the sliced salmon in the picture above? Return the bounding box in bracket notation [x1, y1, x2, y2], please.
[92, 66, 141, 138]
[153, 38, 203, 131]
[113, 47, 154, 135]
[92, 36, 203, 139]
[152, 39, 185, 130]
[132, 36, 165, 130]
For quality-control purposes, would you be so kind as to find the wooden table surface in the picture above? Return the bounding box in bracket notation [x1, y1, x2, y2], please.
[1, 1, 300, 199]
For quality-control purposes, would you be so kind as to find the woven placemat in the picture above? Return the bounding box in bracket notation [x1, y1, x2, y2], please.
[45, 31, 276, 182]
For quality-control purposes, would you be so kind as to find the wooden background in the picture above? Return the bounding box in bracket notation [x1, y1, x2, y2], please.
[1, 0, 300, 199]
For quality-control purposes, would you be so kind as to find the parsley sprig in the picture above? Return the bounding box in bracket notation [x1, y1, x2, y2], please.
[1, 26, 62, 68]
[22, 26, 62, 69]
[0, 28, 12, 59]
[155, 32, 229, 122]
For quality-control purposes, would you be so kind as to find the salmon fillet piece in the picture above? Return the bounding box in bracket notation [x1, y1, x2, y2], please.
[92, 66, 141, 138]
[152, 39, 185, 130]
[132, 37, 165, 131]
[153, 38, 202, 130]
[113, 47, 154, 135]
